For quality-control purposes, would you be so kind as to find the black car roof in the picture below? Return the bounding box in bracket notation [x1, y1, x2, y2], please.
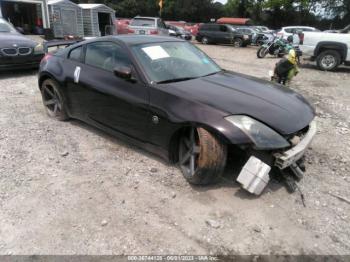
[57, 35, 184, 57]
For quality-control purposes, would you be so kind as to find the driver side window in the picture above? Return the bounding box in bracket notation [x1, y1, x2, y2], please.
[85, 42, 131, 72]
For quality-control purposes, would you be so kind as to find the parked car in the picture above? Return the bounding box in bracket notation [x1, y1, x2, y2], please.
[167, 25, 192, 40]
[277, 26, 319, 39]
[128, 16, 168, 36]
[115, 18, 131, 35]
[38, 35, 316, 194]
[184, 23, 201, 37]
[165, 21, 186, 28]
[300, 31, 350, 71]
[234, 27, 266, 45]
[0, 18, 44, 71]
[196, 24, 252, 47]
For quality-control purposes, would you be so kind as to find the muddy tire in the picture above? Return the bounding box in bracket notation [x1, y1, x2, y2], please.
[40, 78, 69, 121]
[316, 50, 341, 71]
[257, 47, 268, 58]
[178, 127, 227, 185]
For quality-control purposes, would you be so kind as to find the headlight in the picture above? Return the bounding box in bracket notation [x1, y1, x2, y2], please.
[225, 115, 290, 149]
[34, 43, 44, 54]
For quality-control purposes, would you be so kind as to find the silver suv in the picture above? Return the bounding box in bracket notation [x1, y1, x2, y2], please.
[129, 16, 169, 36]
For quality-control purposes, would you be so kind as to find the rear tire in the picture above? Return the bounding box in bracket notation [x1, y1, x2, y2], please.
[257, 47, 268, 58]
[40, 79, 69, 121]
[316, 50, 341, 71]
[178, 127, 227, 185]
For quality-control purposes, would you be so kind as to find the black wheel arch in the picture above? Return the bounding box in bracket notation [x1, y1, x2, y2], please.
[168, 121, 249, 163]
[314, 41, 347, 62]
[38, 72, 60, 91]
[38, 73, 72, 117]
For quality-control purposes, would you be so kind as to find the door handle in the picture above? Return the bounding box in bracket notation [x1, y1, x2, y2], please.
[74, 66, 81, 84]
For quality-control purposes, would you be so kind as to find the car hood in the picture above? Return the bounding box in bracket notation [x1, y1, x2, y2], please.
[0, 32, 37, 48]
[162, 71, 315, 136]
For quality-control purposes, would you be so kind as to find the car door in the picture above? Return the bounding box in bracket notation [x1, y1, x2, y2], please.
[74, 41, 150, 141]
[205, 24, 218, 42]
[64, 45, 86, 118]
[216, 25, 232, 44]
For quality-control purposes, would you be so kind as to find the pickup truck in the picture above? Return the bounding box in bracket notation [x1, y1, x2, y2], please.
[300, 29, 350, 71]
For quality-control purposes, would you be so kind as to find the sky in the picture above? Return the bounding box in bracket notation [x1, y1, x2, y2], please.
[214, 0, 228, 4]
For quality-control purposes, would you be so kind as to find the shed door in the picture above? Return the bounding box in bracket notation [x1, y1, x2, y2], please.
[61, 9, 77, 36]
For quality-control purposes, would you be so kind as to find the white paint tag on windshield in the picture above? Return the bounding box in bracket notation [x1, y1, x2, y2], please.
[142, 46, 170, 60]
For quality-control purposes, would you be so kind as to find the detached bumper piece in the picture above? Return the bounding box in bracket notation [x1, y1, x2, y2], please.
[237, 120, 317, 195]
[274, 120, 317, 170]
[237, 156, 271, 195]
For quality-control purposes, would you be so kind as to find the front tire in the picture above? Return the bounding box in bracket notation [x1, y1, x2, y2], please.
[257, 47, 268, 58]
[40, 79, 69, 121]
[178, 127, 227, 185]
[201, 37, 209, 45]
[317, 50, 341, 71]
[233, 38, 243, 47]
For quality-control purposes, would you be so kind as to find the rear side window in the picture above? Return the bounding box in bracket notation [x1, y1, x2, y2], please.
[285, 28, 294, 33]
[201, 24, 217, 31]
[85, 41, 131, 72]
[68, 46, 83, 62]
[130, 18, 155, 27]
[302, 28, 317, 32]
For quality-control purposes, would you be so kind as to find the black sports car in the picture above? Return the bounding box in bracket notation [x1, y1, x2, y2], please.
[0, 18, 44, 70]
[38, 35, 316, 194]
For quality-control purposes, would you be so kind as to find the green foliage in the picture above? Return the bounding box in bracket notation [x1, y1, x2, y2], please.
[74, 0, 348, 30]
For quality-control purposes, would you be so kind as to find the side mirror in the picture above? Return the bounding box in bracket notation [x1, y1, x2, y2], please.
[113, 65, 132, 80]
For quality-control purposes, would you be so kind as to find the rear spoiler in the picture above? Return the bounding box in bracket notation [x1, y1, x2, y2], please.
[43, 39, 83, 53]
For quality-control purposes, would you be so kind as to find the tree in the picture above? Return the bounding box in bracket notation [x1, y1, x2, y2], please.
[320, 0, 350, 28]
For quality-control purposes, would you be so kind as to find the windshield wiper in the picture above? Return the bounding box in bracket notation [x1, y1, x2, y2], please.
[157, 77, 197, 84]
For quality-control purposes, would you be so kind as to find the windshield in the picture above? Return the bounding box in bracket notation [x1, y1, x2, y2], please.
[130, 18, 155, 27]
[132, 41, 222, 83]
[0, 18, 16, 33]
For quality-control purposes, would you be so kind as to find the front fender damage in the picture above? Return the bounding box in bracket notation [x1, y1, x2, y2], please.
[236, 120, 317, 195]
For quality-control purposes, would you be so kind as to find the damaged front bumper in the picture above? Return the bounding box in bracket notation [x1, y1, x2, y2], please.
[237, 120, 317, 195]
[274, 120, 317, 170]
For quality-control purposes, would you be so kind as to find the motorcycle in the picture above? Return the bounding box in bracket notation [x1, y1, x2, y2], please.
[257, 36, 292, 58]
[258, 36, 303, 64]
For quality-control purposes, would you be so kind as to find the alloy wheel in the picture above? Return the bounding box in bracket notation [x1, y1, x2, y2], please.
[179, 128, 201, 177]
[42, 82, 62, 116]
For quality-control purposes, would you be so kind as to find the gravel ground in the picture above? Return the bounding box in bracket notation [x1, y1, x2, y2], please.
[0, 44, 349, 255]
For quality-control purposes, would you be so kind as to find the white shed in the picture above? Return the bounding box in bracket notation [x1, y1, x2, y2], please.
[48, 0, 83, 38]
[78, 3, 115, 37]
